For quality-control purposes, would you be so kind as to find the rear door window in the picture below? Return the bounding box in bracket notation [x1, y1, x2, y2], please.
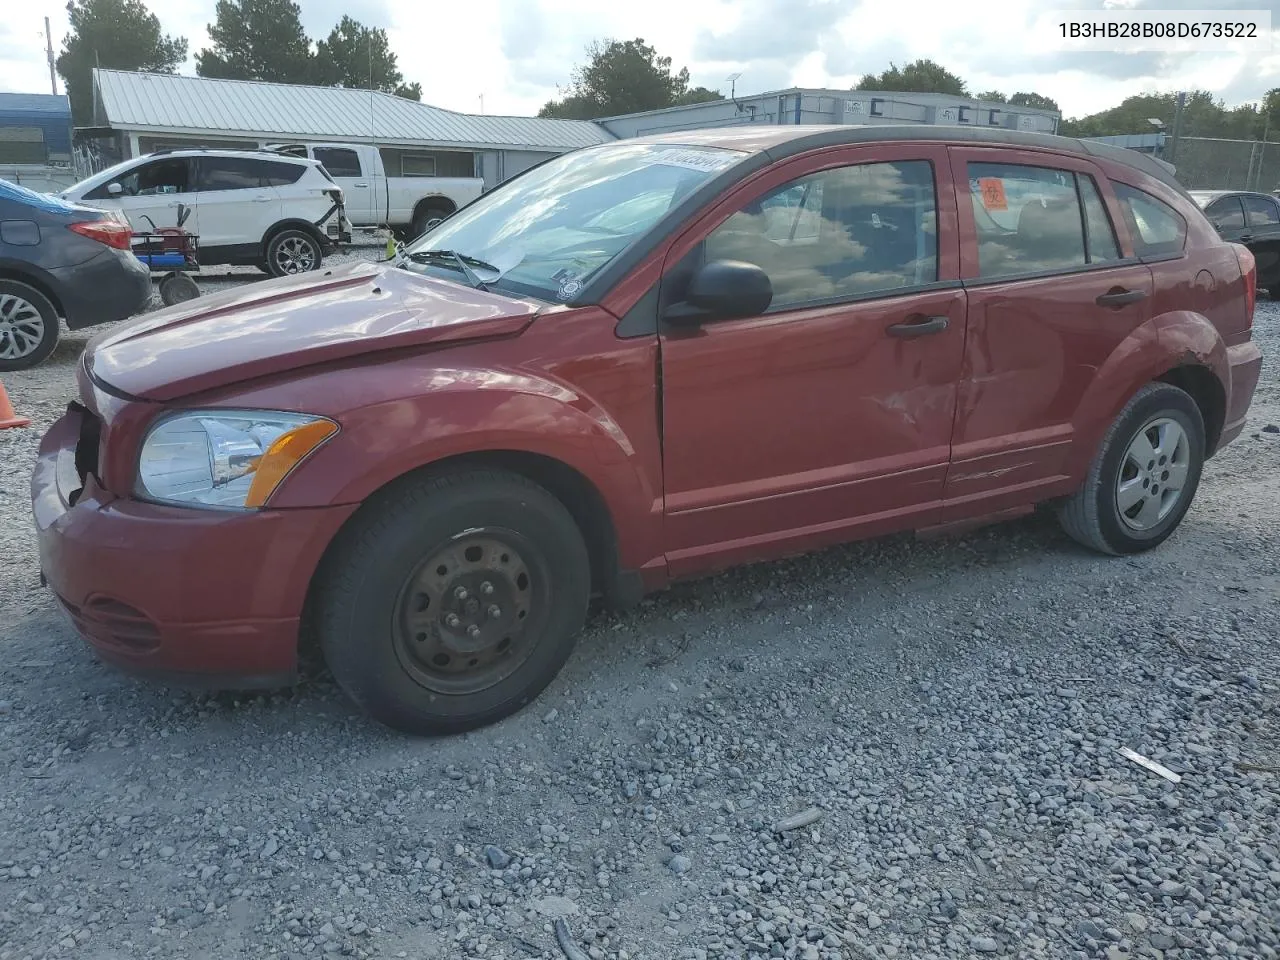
[1112, 182, 1187, 257]
[1206, 196, 1246, 230]
[262, 160, 305, 186]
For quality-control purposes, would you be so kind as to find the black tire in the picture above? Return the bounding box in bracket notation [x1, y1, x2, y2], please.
[410, 204, 452, 241]
[159, 273, 200, 306]
[316, 469, 591, 735]
[1057, 382, 1205, 555]
[0, 279, 60, 372]
[264, 228, 323, 278]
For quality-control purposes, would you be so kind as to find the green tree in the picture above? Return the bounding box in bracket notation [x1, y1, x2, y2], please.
[395, 82, 423, 102]
[976, 90, 1007, 103]
[57, 0, 187, 122]
[1010, 92, 1060, 113]
[314, 16, 410, 95]
[1058, 90, 1260, 139]
[855, 59, 967, 96]
[195, 0, 313, 83]
[538, 38, 722, 119]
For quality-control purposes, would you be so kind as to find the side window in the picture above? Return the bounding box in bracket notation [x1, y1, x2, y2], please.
[1078, 175, 1120, 262]
[1206, 197, 1246, 230]
[968, 162, 1086, 277]
[313, 147, 362, 178]
[261, 160, 305, 187]
[87, 158, 190, 199]
[703, 160, 938, 308]
[1242, 195, 1280, 227]
[196, 157, 268, 191]
[1112, 182, 1187, 257]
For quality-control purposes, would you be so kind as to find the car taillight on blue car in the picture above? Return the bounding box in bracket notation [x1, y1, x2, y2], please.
[68, 220, 133, 251]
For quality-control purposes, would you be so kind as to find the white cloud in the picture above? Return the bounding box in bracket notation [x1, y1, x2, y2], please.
[1, 0, 1279, 122]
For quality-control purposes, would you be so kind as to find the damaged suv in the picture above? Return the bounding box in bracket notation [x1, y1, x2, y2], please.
[33, 126, 1262, 735]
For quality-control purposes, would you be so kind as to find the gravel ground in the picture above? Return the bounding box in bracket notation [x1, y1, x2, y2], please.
[1, 249, 1278, 960]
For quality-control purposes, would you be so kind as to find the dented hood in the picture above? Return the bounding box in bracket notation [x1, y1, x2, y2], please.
[86, 260, 542, 402]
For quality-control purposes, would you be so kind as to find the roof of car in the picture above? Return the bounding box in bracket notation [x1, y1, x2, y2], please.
[1188, 188, 1276, 204]
[625, 124, 1189, 199]
[143, 147, 314, 163]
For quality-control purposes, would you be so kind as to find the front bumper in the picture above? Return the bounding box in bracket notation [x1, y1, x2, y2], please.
[31, 406, 358, 688]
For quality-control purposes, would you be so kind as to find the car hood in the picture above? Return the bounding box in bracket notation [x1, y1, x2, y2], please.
[86, 260, 543, 402]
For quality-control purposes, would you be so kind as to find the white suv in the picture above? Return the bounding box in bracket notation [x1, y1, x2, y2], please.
[62, 149, 351, 277]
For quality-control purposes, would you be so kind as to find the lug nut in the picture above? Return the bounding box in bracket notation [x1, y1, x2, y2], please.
[454, 586, 469, 601]
[466, 624, 481, 639]
[445, 613, 461, 628]
[487, 604, 502, 620]
[480, 581, 495, 596]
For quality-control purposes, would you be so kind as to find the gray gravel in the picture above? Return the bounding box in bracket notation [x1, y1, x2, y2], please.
[1, 249, 1278, 959]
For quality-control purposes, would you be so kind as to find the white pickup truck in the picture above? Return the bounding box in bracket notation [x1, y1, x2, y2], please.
[269, 142, 484, 239]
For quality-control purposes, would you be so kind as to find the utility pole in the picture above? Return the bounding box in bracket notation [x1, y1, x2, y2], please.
[479, 93, 484, 114]
[44, 17, 57, 94]
[1168, 90, 1186, 164]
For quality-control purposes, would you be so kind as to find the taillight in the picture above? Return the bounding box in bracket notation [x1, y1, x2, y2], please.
[68, 220, 133, 251]
[1233, 242, 1257, 323]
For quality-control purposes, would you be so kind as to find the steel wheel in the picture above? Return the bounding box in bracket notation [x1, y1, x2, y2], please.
[0, 292, 47, 361]
[1115, 417, 1191, 531]
[273, 235, 318, 274]
[393, 530, 549, 696]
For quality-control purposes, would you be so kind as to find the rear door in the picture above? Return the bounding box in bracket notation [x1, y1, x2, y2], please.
[1240, 194, 1280, 289]
[942, 147, 1154, 513]
[193, 156, 282, 256]
[312, 146, 374, 224]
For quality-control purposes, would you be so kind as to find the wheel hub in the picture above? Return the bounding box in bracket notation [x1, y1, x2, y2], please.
[395, 533, 535, 690]
[1116, 416, 1190, 532]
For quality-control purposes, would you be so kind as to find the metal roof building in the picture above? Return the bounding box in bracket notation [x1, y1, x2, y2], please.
[85, 68, 614, 187]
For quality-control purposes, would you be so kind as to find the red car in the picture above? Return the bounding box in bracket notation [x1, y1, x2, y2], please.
[32, 126, 1263, 735]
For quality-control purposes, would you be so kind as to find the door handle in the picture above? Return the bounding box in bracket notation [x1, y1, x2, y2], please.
[252, 195, 272, 202]
[1095, 288, 1147, 307]
[353, 182, 369, 188]
[887, 315, 949, 338]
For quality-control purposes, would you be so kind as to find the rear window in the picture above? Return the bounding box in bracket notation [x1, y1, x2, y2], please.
[313, 147, 362, 178]
[1112, 182, 1186, 257]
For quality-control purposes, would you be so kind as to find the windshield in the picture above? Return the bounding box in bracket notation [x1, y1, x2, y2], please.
[403, 141, 748, 301]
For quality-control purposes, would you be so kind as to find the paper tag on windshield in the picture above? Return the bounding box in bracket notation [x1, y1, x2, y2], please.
[651, 147, 739, 173]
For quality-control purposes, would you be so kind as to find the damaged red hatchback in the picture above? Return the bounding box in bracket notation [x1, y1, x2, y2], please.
[33, 126, 1263, 735]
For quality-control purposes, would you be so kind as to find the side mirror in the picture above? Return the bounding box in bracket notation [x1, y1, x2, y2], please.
[664, 259, 773, 326]
[106, 182, 123, 196]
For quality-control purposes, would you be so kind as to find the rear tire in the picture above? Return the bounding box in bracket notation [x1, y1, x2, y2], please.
[317, 469, 591, 735]
[0, 280, 60, 372]
[265, 228, 323, 278]
[1057, 382, 1205, 555]
[410, 204, 452, 241]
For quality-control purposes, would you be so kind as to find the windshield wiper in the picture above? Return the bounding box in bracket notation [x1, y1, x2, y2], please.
[407, 249, 496, 291]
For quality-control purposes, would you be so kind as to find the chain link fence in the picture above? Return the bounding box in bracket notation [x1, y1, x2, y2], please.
[1169, 137, 1280, 192]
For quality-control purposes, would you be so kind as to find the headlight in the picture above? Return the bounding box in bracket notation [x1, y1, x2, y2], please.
[137, 411, 337, 509]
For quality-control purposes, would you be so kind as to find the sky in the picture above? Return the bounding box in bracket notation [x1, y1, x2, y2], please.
[1, 0, 1280, 120]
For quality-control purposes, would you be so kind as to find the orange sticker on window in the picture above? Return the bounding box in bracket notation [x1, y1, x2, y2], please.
[979, 178, 1008, 211]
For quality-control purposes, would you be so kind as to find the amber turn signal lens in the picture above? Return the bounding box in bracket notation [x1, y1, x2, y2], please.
[244, 420, 338, 507]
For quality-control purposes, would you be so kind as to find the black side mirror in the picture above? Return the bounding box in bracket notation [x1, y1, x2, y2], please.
[664, 259, 773, 326]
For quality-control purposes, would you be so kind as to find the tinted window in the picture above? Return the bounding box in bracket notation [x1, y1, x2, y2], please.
[196, 157, 269, 191]
[262, 160, 305, 186]
[1243, 195, 1280, 227]
[703, 160, 938, 308]
[1113, 183, 1187, 257]
[968, 162, 1085, 277]
[1206, 196, 1246, 230]
[314, 147, 362, 178]
[1078, 176, 1120, 262]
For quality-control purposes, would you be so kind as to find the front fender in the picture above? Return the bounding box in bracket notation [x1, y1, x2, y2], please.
[1067, 310, 1227, 477]
[267, 363, 663, 569]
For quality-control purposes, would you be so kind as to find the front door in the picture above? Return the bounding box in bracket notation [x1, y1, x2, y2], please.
[941, 147, 1155, 513]
[658, 144, 967, 577]
[1239, 193, 1280, 290]
[312, 146, 374, 225]
[86, 156, 200, 241]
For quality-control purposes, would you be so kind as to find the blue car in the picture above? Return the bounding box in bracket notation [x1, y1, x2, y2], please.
[0, 179, 152, 370]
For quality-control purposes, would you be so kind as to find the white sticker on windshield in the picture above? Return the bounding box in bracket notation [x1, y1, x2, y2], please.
[557, 278, 583, 300]
[650, 148, 739, 173]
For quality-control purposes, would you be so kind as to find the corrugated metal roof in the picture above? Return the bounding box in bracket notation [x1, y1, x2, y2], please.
[93, 69, 613, 151]
[0, 93, 71, 116]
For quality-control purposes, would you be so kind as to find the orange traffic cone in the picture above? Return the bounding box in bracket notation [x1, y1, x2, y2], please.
[0, 379, 29, 429]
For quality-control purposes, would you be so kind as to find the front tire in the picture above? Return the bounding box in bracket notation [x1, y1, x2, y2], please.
[1058, 382, 1205, 555]
[0, 280, 60, 371]
[265, 228, 323, 278]
[316, 470, 591, 735]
